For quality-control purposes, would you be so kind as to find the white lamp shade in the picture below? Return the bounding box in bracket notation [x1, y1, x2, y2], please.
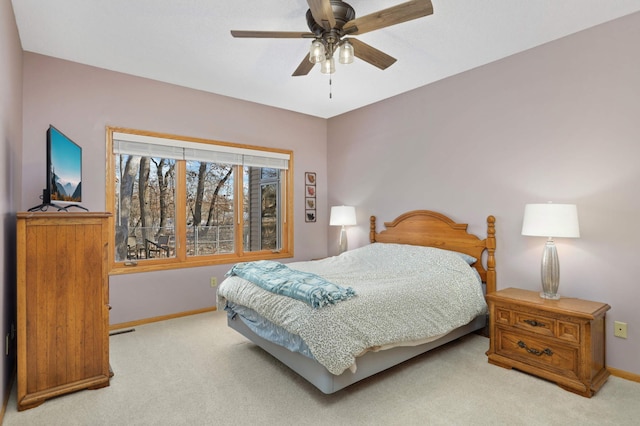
[330, 206, 356, 226]
[522, 203, 580, 238]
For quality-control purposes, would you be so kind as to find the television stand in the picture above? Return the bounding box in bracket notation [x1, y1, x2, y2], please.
[28, 203, 88, 212]
[28, 189, 88, 212]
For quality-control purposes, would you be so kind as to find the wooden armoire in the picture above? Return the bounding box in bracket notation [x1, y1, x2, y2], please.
[16, 212, 111, 411]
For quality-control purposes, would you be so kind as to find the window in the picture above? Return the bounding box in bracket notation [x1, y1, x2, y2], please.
[106, 127, 293, 273]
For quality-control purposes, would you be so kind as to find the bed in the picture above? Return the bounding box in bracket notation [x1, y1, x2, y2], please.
[218, 210, 496, 393]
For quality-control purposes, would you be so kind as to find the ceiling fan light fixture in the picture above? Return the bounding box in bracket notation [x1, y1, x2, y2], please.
[339, 40, 354, 64]
[309, 40, 325, 64]
[231, 0, 435, 77]
[321, 56, 335, 74]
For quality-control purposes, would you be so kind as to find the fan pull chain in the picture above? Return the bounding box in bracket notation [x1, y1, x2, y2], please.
[329, 75, 332, 99]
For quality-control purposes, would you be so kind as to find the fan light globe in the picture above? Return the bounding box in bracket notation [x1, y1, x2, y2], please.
[321, 57, 335, 74]
[309, 40, 325, 64]
[339, 40, 354, 64]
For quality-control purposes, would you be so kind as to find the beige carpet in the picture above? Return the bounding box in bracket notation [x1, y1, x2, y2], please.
[4, 311, 640, 425]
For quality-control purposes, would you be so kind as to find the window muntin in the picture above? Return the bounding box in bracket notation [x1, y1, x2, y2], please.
[107, 127, 293, 273]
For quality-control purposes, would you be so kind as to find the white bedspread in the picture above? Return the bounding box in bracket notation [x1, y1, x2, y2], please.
[217, 243, 487, 375]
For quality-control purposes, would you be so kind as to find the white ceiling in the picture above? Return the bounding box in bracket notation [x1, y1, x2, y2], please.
[11, 0, 640, 119]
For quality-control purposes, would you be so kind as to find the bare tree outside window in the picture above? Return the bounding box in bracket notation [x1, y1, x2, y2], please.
[186, 161, 235, 256]
[115, 155, 175, 261]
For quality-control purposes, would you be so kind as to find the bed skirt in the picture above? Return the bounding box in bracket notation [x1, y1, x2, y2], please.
[228, 313, 487, 394]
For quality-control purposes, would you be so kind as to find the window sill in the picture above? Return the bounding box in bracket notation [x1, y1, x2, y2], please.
[109, 250, 293, 275]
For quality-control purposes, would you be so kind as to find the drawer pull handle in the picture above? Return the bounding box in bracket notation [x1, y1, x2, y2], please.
[523, 319, 545, 327]
[517, 340, 553, 357]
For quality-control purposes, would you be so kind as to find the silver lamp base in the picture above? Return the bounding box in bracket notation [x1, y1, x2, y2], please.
[540, 291, 561, 300]
[338, 226, 348, 254]
[540, 239, 560, 300]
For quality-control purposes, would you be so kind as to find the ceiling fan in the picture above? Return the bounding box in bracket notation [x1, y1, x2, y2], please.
[231, 0, 434, 76]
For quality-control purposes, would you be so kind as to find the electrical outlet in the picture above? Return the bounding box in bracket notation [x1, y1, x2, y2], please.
[210, 277, 218, 287]
[614, 321, 628, 339]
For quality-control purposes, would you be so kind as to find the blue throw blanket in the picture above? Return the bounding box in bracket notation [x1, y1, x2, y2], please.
[226, 260, 355, 308]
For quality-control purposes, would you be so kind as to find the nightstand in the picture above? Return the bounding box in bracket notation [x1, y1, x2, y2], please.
[486, 288, 610, 397]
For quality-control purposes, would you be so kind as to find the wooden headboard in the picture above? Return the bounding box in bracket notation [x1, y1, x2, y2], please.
[369, 210, 496, 294]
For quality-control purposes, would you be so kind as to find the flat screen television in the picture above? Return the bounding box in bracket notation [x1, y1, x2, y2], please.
[29, 125, 86, 211]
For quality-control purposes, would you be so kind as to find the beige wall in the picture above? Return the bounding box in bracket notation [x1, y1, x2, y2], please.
[328, 12, 640, 375]
[0, 0, 22, 413]
[21, 53, 329, 325]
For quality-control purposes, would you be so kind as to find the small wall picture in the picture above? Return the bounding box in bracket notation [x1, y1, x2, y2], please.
[306, 185, 315, 197]
[305, 210, 316, 222]
[306, 198, 315, 209]
[305, 172, 316, 185]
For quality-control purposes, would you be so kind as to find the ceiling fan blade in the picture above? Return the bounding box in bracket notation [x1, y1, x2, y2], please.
[347, 38, 397, 70]
[231, 30, 314, 39]
[307, 0, 336, 30]
[343, 0, 433, 35]
[292, 54, 315, 76]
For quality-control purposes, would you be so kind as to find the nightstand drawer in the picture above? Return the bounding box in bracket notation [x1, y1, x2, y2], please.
[496, 330, 578, 378]
[513, 311, 555, 338]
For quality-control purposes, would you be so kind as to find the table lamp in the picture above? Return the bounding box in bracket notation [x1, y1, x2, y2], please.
[521, 203, 580, 300]
[330, 206, 356, 254]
